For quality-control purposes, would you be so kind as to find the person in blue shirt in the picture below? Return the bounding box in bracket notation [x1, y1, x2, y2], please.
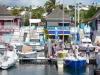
[86, 45, 90, 57]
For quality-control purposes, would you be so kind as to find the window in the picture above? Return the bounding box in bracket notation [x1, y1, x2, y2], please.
[88, 42, 91, 44]
[58, 23, 69, 26]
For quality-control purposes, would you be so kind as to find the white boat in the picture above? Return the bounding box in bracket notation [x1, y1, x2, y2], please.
[79, 37, 95, 51]
[19, 51, 37, 58]
[0, 45, 18, 69]
[18, 45, 37, 58]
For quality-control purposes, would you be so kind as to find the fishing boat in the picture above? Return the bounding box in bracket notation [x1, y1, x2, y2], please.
[0, 43, 18, 69]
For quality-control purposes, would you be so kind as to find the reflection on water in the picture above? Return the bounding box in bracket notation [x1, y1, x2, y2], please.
[1, 70, 8, 75]
[64, 64, 96, 75]
[64, 66, 86, 75]
[0, 64, 96, 75]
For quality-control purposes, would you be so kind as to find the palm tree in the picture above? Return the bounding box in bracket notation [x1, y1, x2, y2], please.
[44, 0, 57, 13]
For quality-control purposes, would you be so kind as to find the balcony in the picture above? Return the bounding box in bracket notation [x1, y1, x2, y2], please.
[0, 25, 19, 29]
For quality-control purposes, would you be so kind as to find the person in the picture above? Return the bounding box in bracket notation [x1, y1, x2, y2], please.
[86, 45, 90, 57]
[44, 43, 48, 58]
[52, 44, 58, 58]
[95, 44, 100, 56]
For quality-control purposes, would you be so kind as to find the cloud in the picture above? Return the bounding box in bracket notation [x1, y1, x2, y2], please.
[0, 0, 99, 6]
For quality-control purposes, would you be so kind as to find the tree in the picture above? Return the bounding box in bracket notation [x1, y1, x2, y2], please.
[11, 8, 20, 16]
[44, 0, 57, 13]
[31, 6, 45, 20]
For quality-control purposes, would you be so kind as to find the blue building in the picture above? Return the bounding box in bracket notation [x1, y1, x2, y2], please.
[46, 7, 71, 42]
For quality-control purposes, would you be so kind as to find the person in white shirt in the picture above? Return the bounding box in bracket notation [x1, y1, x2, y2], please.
[95, 44, 100, 56]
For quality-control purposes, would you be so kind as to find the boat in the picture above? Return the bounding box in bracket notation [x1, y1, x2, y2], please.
[79, 37, 95, 51]
[64, 55, 86, 68]
[19, 51, 37, 58]
[0, 44, 18, 69]
[18, 45, 37, 58]
[64, 1, 86, 68]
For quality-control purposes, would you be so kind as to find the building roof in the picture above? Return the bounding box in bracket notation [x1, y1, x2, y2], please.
[0, 5, 13, 16]
[46, 7, 70, 20]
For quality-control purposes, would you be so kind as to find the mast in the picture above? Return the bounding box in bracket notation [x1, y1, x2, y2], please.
[78, 3, 80, 24]
[62, 0, 64, 49]
[75, 0, 77, 45]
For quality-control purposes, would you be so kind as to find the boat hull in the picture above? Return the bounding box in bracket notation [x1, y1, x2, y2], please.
[20, 51, 37, 58]
[24, 52, 37, 58]
[1, 58, 17, 69]
[65, 60, 86, 68]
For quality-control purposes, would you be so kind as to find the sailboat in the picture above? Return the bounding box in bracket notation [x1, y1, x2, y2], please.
[64, 1, 86, 68]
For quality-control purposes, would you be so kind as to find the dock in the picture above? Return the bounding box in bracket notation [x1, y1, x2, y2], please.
[19, 57, 96, 64]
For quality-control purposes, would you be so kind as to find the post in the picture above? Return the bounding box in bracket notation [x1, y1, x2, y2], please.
[75, 0, 77, 44]
[62, 0, 64, 46]
[78, 3, 80, 24]
[29, 12, 31, 41]
[57, 58, 64, 75]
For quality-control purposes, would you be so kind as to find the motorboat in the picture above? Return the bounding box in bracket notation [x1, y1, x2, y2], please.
[0, 44, 18, 69]
[79, 37, 95, 51]
[19, 51, 37, 58]
[18, 45, 37, 58]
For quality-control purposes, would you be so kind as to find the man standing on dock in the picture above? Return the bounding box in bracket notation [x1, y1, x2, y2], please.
[44, 43, 48, 58]
[95, 44, 100, 56]
[86, 45, 90, 58]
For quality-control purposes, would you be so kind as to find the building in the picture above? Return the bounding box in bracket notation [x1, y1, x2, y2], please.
[46, 7, 71, 41]
[20, 19, 45, 45]
[89, 10, 100, 42]
[89, 10, 100, 31]
[0, 5, 21, 43]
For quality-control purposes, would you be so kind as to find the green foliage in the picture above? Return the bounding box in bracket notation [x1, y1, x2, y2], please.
[84, 6, 96, 19]
[44, 0, 57, 13]
[68, 36, 71, 43]
[11, 8, 20, 16]
[43, 28, 48, 40]
[31, 7, 45, 20]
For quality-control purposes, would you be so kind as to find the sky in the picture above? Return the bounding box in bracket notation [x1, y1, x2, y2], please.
[0, 0, 100, 6]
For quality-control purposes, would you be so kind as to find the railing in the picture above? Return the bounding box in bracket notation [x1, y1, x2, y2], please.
[0, 25, 19, 29]
[47, 26, 80, 31]
[47, 26, 75, 31]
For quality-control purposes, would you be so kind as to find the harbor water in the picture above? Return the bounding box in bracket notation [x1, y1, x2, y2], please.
[0, 63, 96, 75]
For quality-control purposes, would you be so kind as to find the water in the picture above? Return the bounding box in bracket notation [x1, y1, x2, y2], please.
[0, 64, 96, 75]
